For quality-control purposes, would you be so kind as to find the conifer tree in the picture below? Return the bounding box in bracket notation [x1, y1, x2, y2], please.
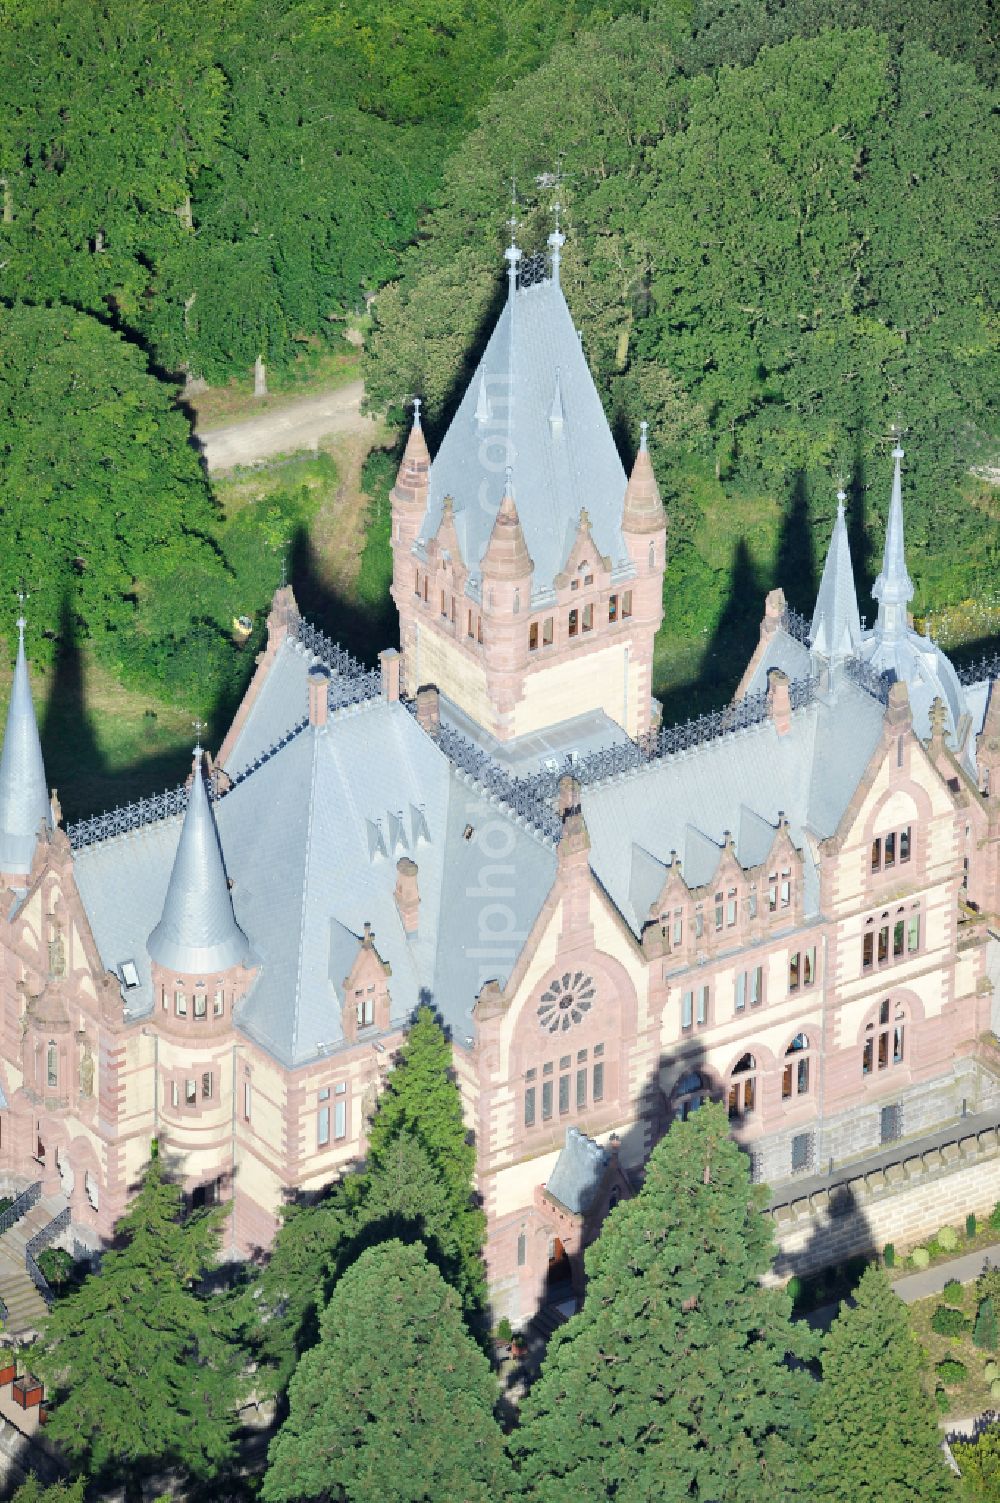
[364, 1005, 486, 1317]
[36, 1155, 241, 1502]
[974, 1295, 998, 1352]
[11, 1481, 85, 1503]
[511, 1103, 815, 1502]
[261, 1239, 512, 1503]
[809, 1264, 957, 1502]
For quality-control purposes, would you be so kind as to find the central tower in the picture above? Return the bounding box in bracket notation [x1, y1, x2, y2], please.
[390, 228, 665, 744]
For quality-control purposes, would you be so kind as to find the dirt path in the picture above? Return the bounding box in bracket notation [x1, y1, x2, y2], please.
[197, 379, 377, 472]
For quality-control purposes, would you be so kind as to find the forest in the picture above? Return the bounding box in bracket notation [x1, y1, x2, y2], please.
[0, 0, 997, 756]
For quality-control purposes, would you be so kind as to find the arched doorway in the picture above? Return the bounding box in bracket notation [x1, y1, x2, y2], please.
[545, 1234, 573, 1300]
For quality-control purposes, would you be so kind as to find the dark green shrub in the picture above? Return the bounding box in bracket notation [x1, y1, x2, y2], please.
[496, 1316, 512, 1344]
[936, 1357, 968, 1385]
[967, 1212, 977, 1239]
[974, 1296, 998, 1352]
[930, 1305, 968, 1337]
[37, 1246, 75, 1289]
[989, 1201, 1000, 1232]
[943, 1279, 964, 1302]
[785, 1276, 803, 1307]
[883, 1243, 895, 1269]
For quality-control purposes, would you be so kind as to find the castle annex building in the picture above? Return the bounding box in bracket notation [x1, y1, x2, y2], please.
[2, 234, 1000, 1321]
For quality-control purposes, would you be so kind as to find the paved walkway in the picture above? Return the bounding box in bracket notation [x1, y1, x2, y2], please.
[0, 1193, 67, 1337]
[893, 1240, 1000, 1304]
[196, 380, 377, 471]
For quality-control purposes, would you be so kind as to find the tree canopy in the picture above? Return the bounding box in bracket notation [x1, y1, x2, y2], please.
[809, 1264, 958, 1502]
[262, 1239, 512, 1503]
[511, 1102, 815, 1501]
[35, 1155, 241, 1499]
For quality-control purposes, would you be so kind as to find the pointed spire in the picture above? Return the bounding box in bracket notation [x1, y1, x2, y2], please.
[481, 474, 533, 581]
[622, 421, 666, 535]
[549, 368, 564, 430]
[872, 444, 914, 639]
[548, 201, 565, 286]
[809, 486, 862, 659]
[147, 749, 248, 974]
[390, 398, 431, 511]
[0, 617, 51, 880]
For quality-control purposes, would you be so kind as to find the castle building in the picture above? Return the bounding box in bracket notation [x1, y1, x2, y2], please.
[1, 236, 999, 1323]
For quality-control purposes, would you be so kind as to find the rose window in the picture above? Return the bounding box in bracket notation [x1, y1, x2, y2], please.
[537, 971, 595, 1033]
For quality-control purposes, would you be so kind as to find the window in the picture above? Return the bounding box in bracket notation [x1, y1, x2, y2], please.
[582, 603, 594, 632]
[119, 960, 140, 990]
[682, 990, 693, 1029]
[908, 912, 920, 952]
[780, 870, 791, 909]
[862, 998, 906, 1076]
[422, 576, 428, 603]
[682, 986, 709, 1030]
[728, 1054, 756, 1120]
[872, 826, 911, 871]
[768, 873, 778, 912]
[734, 966, 762, 1012]
[477, 617, 483, 645]
[648, 542, 656, 569]
[900, 827, 911, 862]
[318, 1091, 331, 1147]
[583, 571, 593, 586]
[46, 1042, 57, 1091]
[782, 1034, 810, 1099]
[714, 892, 724, 932]
[727, 888, 737, 927]
[694, 907, 704, 939]
[513, 590, 520, 614]
[748, 886, 757, 920]
[884, 831, 896, 868]
[440, 589, 446, 617]
[863, 906, 920, 972]
[175, 990, 187, 1017]
[524, 1086, 536, 1127]
[571, 577, 579, 591]
[568, 608, 579, 638]
[199, 1071, 212, 1100]
[243, 1080, 252, 1122]
[467, 609, 474, 638]
[171, 1080, 179, 1109]
[622, 590, 633, 619]
[356, 988, 375, 1029]
[414, 567, 420, 596]
[791, 1132, 814, 1173]
[871, 837, 881, 872]
[542, 1080, 553, 1120]
[450, 595, 456, 623]
[334, 1081, 347, 1139]
[609, 594, 619, 623]
[576, 1068, 587, 1108]
[559, 1071, 570, 1114]
[517, 1232, 526, 1267]
[213, 989, 224, 1017]
[593, 1047, 605, 1101]
[194, 991, 207, 1019]
[185, 1078, 197, 1106]
[542, 616, 554, 646]
[789, 948, 815, 991]
[529, 622, 539, 651]
[674, 1070, 710, 1122]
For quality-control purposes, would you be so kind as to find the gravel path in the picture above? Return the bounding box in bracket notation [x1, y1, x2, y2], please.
[196, 379, 376, 471]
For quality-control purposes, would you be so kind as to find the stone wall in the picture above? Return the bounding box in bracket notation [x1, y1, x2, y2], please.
[770, 1123, 1000, 1276]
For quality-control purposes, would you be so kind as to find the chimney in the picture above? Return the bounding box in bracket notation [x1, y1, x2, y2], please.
[762, 587, 786, 640]
[308, 664, 330, 727]
[394, 857, 419, 934]
[416, 684, 440, 734]
[380, 648, 401, 703]
[767, 668, 791, 736]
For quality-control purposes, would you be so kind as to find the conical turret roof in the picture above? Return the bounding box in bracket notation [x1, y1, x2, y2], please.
[148, 751, 249, 974]
[622, 423, 666, 535]
[0, 619, 51, 879]
[390, 400, 431, 511]
[481, 477, 533, 581]
[809, 491, 861, 659]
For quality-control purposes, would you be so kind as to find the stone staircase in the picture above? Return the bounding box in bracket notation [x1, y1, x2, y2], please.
[0, 1189, 68, 1337]
[529, 1297, 576, 1343]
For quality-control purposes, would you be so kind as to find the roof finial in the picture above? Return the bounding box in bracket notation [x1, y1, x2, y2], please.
[504, 177, 521, 297]
[872, 429, 913, 640]
[192, 720, 205, 759]
[504, 464, 514, 498]
[639, 420, 649, 453]
[548, 200, 565, 286]
[412, 395, 422, 430]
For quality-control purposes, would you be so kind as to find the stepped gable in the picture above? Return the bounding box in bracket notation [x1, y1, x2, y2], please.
[422, 272, 629, 595]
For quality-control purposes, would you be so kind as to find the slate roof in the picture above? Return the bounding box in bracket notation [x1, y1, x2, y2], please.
[75, 698, 558, 1067]
[421, 275, 630, 597]
[546, 1127, 610, 1215]
[583, 684, 884, 935]
[810, 499, 862, 660]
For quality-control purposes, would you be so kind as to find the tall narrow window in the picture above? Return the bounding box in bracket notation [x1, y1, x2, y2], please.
[648, 542, 655, 569]
[622, 590, 633, 619]
[696, 986, 708, 1026]
[529, 622, 539, 651]
[193, 991, 207, 1019]
[517, 1233, 526, 1267]
[863, 928, 874, 970]
[907, 912, 920, 952]
[175, 990, 187, 1017]
[318, 1086, 331, 1147]
[524, 1086, 536, 1127]
[871, 837, 882, 872]
[682, 990, 693, 1029]
[789, 952, 801, 990]
[884, 831, 896, 868]
[185, 1078, 197, 1105]
[467, 609, 474, 638]
[568, 608, 579, 638]
[608, 594, 619, 623]
[559, 1068, 570, 1115]
[900, 826, 911, 862]
[782, 1035, 810, 1099]
[734, 972, 746, 1013]
[46, 1042, 58, 1091]
[513, 589, 520, 614]
[714, 892, 724, 931]
[728, 1054, 756, 1120]
[592, 1062, 605, 1102]
[171, 1080, 179, 1109]
[726, 888, 737, 926]
[542, 616, 554, 646]
[477, 617, 483, 644]
[201, 1072, 213, 1099]
[243, 1080, 252, 1121]
[582, 603, 594, 632]
[576, 1068, 587, 1109]
[542, 1080, 553, 1120]
[750, 966, 762, 1007]
[213, 989, 225, 1017]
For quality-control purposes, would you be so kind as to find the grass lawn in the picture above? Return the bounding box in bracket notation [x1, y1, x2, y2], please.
[909, 1282, 999, 1422]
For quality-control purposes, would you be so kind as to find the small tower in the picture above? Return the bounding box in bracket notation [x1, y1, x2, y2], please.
[809, 486, 862, 672]
[619, 422, 667, 726]
[390, 399, 432, 688]
[0, 617, 52, 887]
[148, 746, 252, 1034]
[479, 473, 535, 732]
[872, 444, 914, 641]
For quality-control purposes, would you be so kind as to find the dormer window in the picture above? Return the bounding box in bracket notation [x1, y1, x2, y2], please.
[118, 960, 140, 991]
[356, 986, 375, 1029]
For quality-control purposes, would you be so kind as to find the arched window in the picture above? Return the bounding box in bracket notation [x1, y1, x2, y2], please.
[728, 1053, 756, 1120]
[782, 1034, 810, 1099]
[862, 999, 906, 1076]
[46, 1041, 58, 1091]
[513, 589, 520, 614]
[673, 1070, 710, 1122]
